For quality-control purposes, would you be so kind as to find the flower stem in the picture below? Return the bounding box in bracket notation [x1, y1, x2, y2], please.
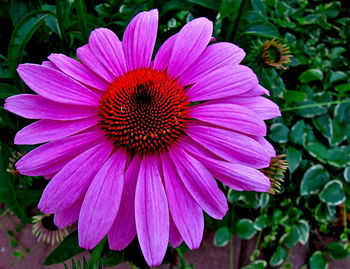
[55, 0, 67, 52]
[281, 99, 350, 112]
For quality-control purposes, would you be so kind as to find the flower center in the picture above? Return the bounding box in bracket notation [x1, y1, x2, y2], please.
[99, 68, 190, 155]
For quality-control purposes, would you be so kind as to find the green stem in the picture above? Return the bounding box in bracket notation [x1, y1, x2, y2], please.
[176, 247, 187, 268]
[75, 0, 89, 43]
[281, 99, 350, 112]
[230, 205, 235, 269]
[0, 208, 10, 218]
[252, 231, 262, 258]
[89, 236, 107, 269]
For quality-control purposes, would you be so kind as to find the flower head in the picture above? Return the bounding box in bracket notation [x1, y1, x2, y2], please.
[32, 214, 68, 244]
[261, 38, 292, 69]
[5, 9, 281, 266]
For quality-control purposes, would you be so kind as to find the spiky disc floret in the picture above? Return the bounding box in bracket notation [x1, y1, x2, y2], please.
[99, 68, 190, 155]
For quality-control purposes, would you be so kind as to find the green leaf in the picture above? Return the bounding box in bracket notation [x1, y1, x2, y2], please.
[290, 120, 306, 146]
[0, 83, 20, 99]
[8, 10, 51, 77]
[319, 180, 345, 206]
[214, 227, 231, 247]
[236, 219, 256, 239]
[244, 22, 280, 38]
[298, 69, 323, 83]
[101, 251, 124, 266]
[269, 123, 289, 143]
[305, 142, 328, 164]
[334, 102, 350, 123]
[227, 189, 242, 203]
[254, 215, 267, 231]
[327, 148, 350, 168]
[323, 2, 341, 18]
[220, 0, 242, 20]
[309, 251, 328, 269]
[44, 231, 85, 265]
[188, 0, 221, 10]
[312, 114, 332, 142]
[89, 236, 107, 269]
[259, 193, 270, 208]
[283, 90, 307, 104]
[280, 228, 299, 248]
[295, 101, 327, 118]
[335, 83, 350, 94]
[300, 164, 329, 196]
[315, 203, 336, 222]
[327, 242, 349, 260]
[329, 71, 348, 84]
[344, 166, 350, 183]
[269, 246, 287, 267]
[242, 260, 267, 269]
[286, 146, 302, 173]
[296, 220, 309, 245]
[330, 118, 348, 146]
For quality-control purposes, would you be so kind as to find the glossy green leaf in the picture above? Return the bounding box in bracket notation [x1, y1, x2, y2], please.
[327, 148, 350, 168]
[309, 251, 328, 269]
[311, 114, 332, 142]
[8, 10, 51, 77]
[296, 220, 309, 245]
[327, 242, 349, 260]
[298, 69, 323, 83]
[269, 123, 289, 143]
[323, 2, 341, 18]
[319, 180, 345, 206]
[290, 120, 306, 145]
[244, 22, 280, 38]
[286, 146, 302, 173]
[329, 71, 347, 84]
[89, 237, 107, 269]
[254, 214, 267, 231]
[44, 231, 85, 265]
[269, 246, 287, 267]
[280, 227, 299, 248]
[330, 118, 348, 146]
[334, 102, 350, 123]
[214, 227, 231, 247]
[283, 90, 307, 104]
[300, 164, 329, 196]
[305, 142, 328, 164]
[344, 166, 350, 183]
[227, 189, 241, 203]
[335, 83, 350, 94]
[236, 219, 256, 239]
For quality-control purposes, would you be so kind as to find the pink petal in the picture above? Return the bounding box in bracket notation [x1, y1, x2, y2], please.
[178, 42, 245, 85]
[161, 152, 203, 249]
[108, 154, 141, 250]
[185, 122, 271, 169]
[16, 130, 105, 176]
[169, 146, 228, 219]
[123, 9, 158, 70]
[41, 61, 59, 70]
[152, 34, 178, 71]
[135, 155, 169, 266]
[186, 65, 258, 101]
[14, 117, 99, 145]
[89, 28, 127, 77]
[253, 136, 276, 158]
[190, 103, 266, 136]
[169, 216, 183, 248]
[167, 18, 213, 78]
[79, 149, 126, 249]
[239, 84, 270, 97]
[77, 44, 115, 83]
[4, 94, 98, 120]
[180, 138, 270, 191]
[54, 196, 84, 229]
[17, 64, 100, 106]
[38, 141, 113, 213]
[223, 96, 281, 120]
[48, 53, 109, 91]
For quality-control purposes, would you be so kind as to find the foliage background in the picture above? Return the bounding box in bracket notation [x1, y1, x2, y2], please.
[0, 0, 350, 268]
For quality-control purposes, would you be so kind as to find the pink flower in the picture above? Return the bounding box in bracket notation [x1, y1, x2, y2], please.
[4, 9, 281, 266]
